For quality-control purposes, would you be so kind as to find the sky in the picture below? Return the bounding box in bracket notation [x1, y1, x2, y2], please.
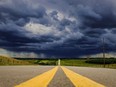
[0, 0, 116, 58]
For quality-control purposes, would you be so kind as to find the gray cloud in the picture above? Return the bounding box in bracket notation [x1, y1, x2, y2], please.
[0, 0, 116, 57]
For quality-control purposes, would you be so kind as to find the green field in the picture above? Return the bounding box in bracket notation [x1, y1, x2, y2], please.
[61, 59, 116, 69]
[25, 58, 116, 69]
[24, 59, 58, 65]
[0, 56, 116, 69]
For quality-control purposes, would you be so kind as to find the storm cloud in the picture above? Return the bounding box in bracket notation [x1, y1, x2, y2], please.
[0, 0, 116, 58]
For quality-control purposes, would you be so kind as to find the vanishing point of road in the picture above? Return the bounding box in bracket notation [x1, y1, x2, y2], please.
[0, 66, 116, 87]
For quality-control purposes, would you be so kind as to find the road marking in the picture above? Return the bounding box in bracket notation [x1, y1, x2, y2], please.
[61, 66, 105, 87]
[15, 66, 58, 87]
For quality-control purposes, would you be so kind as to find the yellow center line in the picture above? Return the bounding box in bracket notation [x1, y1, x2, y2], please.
[15, 66, 58, 87]
[61, 66, 105, 87]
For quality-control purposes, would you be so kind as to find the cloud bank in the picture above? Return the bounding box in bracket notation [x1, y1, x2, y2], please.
[0, 0, 116, 57]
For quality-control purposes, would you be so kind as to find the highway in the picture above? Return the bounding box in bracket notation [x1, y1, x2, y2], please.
[66, 66, 116, 87]
[0, 66, 54, 87]
[0, 66, 115, 87]
[48, 67, 74, 87]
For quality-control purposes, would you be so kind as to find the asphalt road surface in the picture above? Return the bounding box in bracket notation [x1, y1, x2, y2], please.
[48, 67, 74, 87]
[66, 66, 116, 87]
[0, 66, 116, 87]
[0, 66, 54, 87]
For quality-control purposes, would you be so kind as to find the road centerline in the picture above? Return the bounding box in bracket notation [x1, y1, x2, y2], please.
[15, 66, 58, 87]
[61, 66, 105, 87]
[48, 66, 74, 87]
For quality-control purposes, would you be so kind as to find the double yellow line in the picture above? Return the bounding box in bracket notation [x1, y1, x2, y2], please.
[61, 66, 105, 87]
[15, 66, 105, 87]
[15, 66, 58, 87]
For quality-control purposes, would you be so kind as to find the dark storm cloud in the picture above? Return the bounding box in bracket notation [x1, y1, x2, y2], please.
[0, 0, 116, 57]
[0, 0, 50, 50]
[0, 0, 46, 18]
[64, 0, 116, 29]
[0, 0, 47, 27]
[0, 24, 38, 48]
[82, 28, 107, 37]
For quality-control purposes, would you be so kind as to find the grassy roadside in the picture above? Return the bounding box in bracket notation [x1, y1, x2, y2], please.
[24, 58, 116, 69]
[0, 56, 32, 65]
[0, 56, 116, 69]
[25, 59, 58, 65]
[61, 59, 116, 69]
